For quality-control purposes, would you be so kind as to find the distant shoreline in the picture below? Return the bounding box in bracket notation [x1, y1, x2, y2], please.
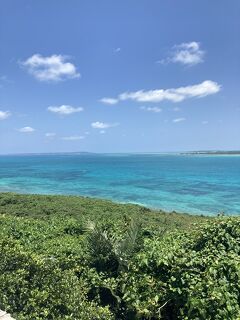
[181, 151, 240, 156]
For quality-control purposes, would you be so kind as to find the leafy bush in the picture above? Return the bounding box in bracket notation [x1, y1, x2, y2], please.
[0, 237, 113, 320]
[0, 193, 239, 319]
[119, 218, 240, 319]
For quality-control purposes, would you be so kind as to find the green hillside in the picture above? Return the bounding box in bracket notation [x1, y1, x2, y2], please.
[0, 193, 239, 319]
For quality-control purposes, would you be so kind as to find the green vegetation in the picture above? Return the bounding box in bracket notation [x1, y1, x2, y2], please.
[0, 192, 239, 319]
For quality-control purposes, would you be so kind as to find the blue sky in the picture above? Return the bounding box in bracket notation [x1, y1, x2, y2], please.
[0, 0, 239, 154]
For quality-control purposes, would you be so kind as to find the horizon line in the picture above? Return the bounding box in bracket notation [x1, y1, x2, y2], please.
[0, 150, 240, 156]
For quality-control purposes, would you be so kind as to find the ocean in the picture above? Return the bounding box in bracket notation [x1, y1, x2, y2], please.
[0, 153, 239, 216]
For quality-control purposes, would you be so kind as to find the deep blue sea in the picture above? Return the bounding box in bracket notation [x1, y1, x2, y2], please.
[0, 153, 240, 216]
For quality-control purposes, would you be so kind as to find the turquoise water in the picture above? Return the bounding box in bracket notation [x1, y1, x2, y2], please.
[0, 153, 240, 216]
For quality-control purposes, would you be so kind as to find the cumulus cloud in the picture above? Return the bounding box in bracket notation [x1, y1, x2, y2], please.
[100, 97, 119, 105]
[119, 81, 220, 102]
[160, 42, 205, 66]
[102, 81, 220, 105]
[173, 118, 186, 123]
[21, 54, 80, 82]
[0, 110, 11, 120]
[91, 121, 119, 129]
[48, 105, 84, 115]
[172, 42, 205, 66]
[18, 126, 35, 132]
[140, 106, 162, 113]
[61, 135, 85, 141]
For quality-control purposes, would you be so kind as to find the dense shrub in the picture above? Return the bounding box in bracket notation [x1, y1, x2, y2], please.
[0, 193, 239, 319]
[0, 237, 113, 320]
[119, 218, 240, 319]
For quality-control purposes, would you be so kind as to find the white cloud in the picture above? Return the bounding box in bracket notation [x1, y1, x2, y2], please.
[105, 80, 220, 104]
[140, 106, 162, 113]
[100, 130, 106, 134]
[172, 42, 205, 66]
[18, 126, 35, 132]
[48, 105, 84, 115]
[202, 120, 209, 125]
[160, 42, 205, 66]
[173, 118, 186, 123]
[45, 132, 56, 137]
[21, 54, 80, 82]
[91, 121, 119, 129]
[61, 135, 85, 141]
[100, 97, 119, 105]
[0, 110, 11, 120]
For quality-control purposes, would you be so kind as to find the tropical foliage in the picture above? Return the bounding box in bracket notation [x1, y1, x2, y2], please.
[0, 193, 239, 319]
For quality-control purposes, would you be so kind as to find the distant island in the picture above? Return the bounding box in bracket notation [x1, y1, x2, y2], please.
[182, 150, 240, 155]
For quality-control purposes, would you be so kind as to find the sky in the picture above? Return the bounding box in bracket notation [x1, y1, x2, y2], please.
[0, 0, 239, 154]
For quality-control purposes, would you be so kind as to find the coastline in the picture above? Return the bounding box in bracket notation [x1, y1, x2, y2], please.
[0, 190, 236, 217]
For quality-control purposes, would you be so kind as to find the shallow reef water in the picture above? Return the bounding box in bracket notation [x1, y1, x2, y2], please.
[0, 153, 240, 215]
